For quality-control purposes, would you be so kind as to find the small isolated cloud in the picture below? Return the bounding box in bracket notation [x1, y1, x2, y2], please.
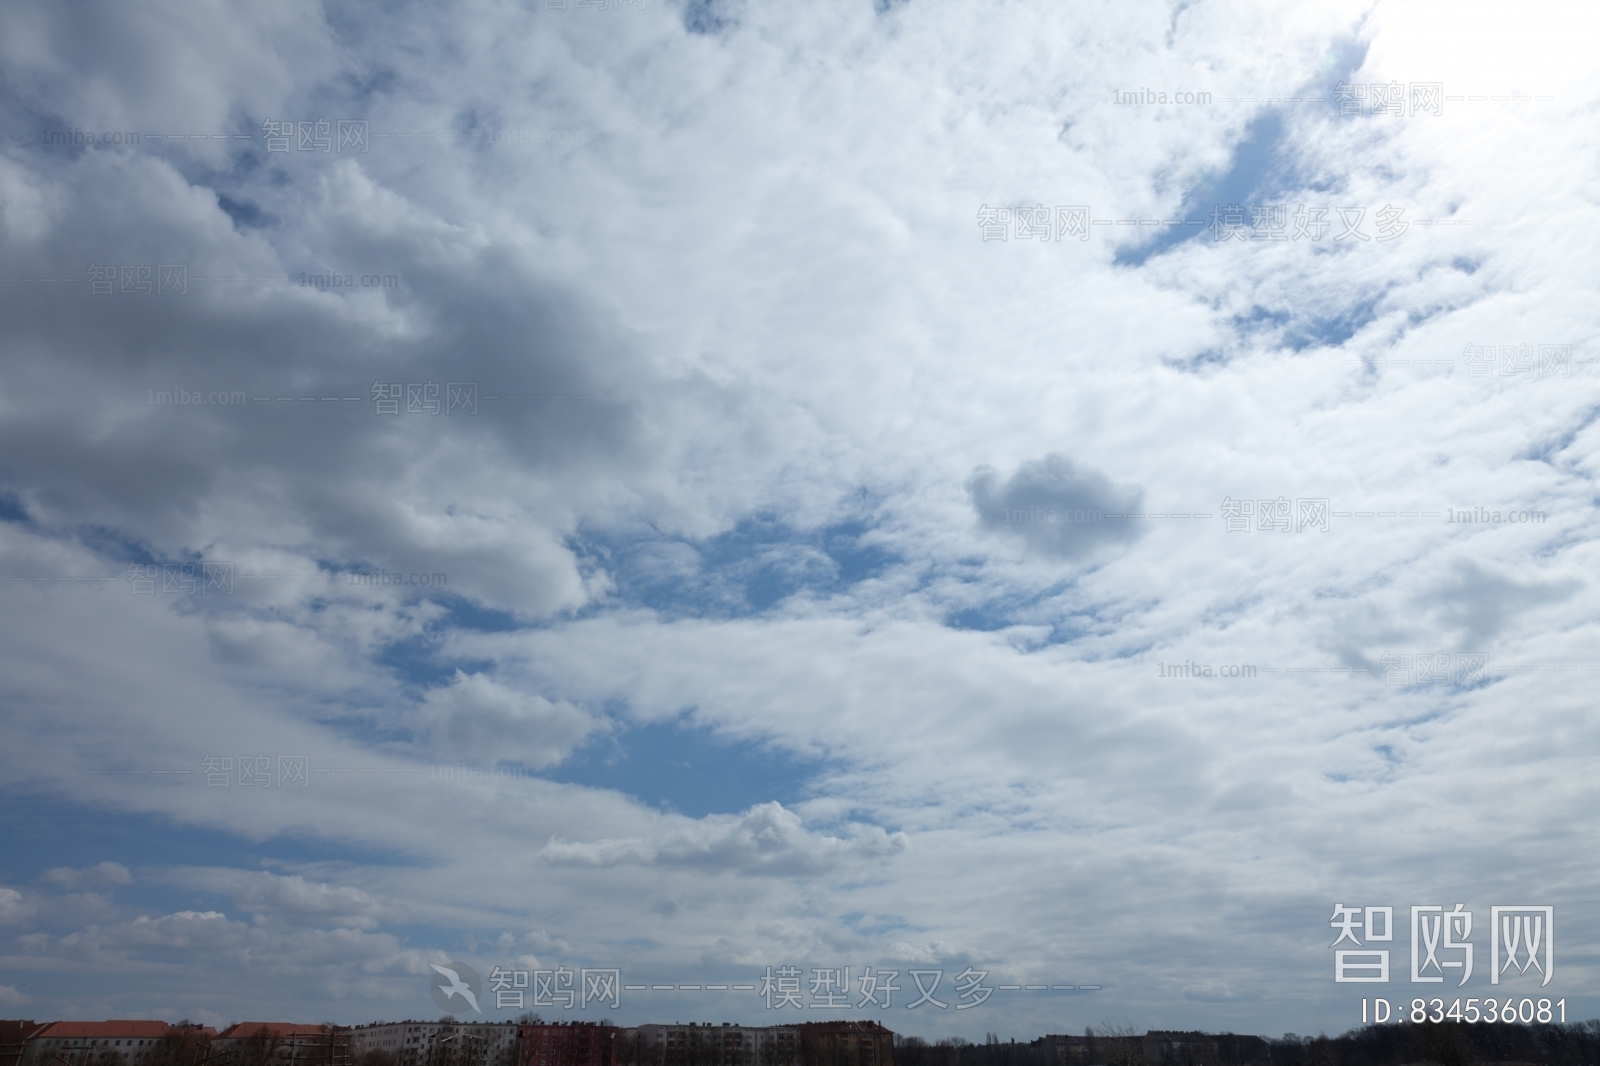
[223, 872, 383, 930]
[412, 671, 604, 768]
[40, 862, 132, 888]
[883, 940, 973, 966]
[0, 888, 37, 925]
[967, 454, 1147, 560]
[489, 928, 569, 960]
[0, 984, 32, 1006]
[1182, 979, 1234, 1002]
[541, 802, 907, 876]
[654, 804, 907, 874]
[118, 911, 239, 952]
[517, 929, 570, 955]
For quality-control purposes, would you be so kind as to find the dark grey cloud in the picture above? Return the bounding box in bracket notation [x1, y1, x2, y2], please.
[0, 150, 738, 615]
[967, 453, 1147, 560]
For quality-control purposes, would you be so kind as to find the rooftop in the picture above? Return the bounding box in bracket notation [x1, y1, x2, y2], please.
[34, 1022, 175, 1040]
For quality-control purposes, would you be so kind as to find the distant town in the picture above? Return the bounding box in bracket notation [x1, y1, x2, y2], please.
[3, 1017, 1598, 1066]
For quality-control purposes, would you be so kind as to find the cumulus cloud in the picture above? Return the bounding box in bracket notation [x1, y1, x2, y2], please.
[118, 911, 239, 952]
[47, 909, 418, 976]
[968, 454, 1147, 560]
[411, 670, 604, 767]
[0, 888, 37, 925]
[159, 869, 387, 930]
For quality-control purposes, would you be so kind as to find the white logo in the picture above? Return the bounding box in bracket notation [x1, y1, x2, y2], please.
[1492, 907, 1554, 986]
[1328, 903, 1554, 986]
[1411, 905, 1474, 986]
[431, 961, 483, 1014]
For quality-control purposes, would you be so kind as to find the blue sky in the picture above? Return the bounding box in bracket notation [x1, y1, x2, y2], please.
[1, 0, 1598, 1040]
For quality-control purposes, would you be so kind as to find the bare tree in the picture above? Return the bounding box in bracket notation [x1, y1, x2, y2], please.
[1086, 1024, 1144, 1066]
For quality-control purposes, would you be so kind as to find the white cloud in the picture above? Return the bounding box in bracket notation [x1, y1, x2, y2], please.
[40, 862, 133, 889]
[160, 869, 387, 931]
[1182, 981, 1235, 1003]
[411, 670, 604, 768]
[0, 0, 1596, 1036]
[0, 888, 37, 925]
[542, 802, 907, 876]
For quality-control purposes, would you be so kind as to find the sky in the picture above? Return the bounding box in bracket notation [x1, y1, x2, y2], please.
[0, 0, 1597, 1041]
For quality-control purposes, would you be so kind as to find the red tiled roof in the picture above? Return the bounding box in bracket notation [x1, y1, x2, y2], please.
[34, 1023, 172, 1040]
[217, 1024, 341, 1041]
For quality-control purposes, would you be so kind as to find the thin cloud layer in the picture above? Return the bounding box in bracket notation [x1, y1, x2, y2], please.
[542, 802, 907, 876]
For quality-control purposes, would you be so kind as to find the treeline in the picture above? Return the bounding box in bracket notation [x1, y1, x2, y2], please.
[890, 1036, 1046, 1066]
[1269, 1022, 1600, 1066]
[890, 1023, 1600, 1066]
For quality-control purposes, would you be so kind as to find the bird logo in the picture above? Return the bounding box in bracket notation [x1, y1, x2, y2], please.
[430, 961, 483, 1014]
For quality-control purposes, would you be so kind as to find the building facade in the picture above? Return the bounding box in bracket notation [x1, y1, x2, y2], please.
[1032, 1036, 1088, 1066]
[434, 1024, 518, 1066]
[629, 1025, 797, 1066]
[1140, 1032, 1218, 1066]
[1, 1023, 45, 1066]
[24, 1021, 214, 1066]
[352, 1021, 517, 1066]
[351, 1023, 443, 1066]
[518, 1023, 618, 1066]
[795, 1022, 892, 1066]
[1208, 1035, 1269, 1066]
[212, 1024, 351, 1066]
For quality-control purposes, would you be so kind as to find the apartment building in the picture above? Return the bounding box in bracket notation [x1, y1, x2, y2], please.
[1140, 1032, 1218, 1066]
[794, 1023, 892, 1066]
[0, 1023, 45, 1066]
[352, 1022, 517, 1066]
[211, 1024, 350, 1066]
[432, 1024, 518, 1066]
[351, 1023, 443, 1066]
[1032, 1036, 1088, 1066]
[23, 1021, 215, 1066]
[629, 1024, 797, 1066]
[518, 1023, 618, 1066]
